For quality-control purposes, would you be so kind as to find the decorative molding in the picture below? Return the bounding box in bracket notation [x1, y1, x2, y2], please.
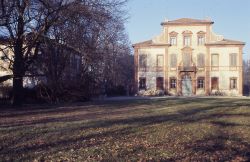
[182, 30, 193, 35]
[181, 47, 194, 52]
[169, 31, 178, 36]
[197, 31, 206, 35]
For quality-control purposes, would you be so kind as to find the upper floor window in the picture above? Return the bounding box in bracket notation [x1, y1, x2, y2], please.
[197, 35, 205, 45]
[170, 37, 177, 46]
[139, 54, 147, 68]
[157, 54, 163, 67]
[169, 31, 178, 46]
[182, 30, 192, 47]
[229, 53, 237, 67]
[184, 36, 191, 46]
[170, 54, 177, 68]
[197, 31, 206, 45]
[211, 54, 219, 66]
[197, 53, 205, 67]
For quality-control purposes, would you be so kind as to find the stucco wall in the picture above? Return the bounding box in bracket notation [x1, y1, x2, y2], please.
[134, 19, 244, 96]
[138, 48, 165, 90]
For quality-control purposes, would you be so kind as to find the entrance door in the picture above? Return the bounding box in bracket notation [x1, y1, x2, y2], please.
[182, 75, 192, 96]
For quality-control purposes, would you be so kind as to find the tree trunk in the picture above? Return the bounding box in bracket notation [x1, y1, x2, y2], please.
[12, 72, 23, 106]
[12, 43, 24, 106]
[12, 13, 25, 106]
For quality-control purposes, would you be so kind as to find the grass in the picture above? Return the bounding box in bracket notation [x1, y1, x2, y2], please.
[1, 97, 250, 161]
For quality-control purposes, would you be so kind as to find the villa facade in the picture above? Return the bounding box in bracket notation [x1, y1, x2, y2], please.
[133, 18, 245, 96]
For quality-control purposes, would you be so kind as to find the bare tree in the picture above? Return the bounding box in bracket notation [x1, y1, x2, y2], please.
[0, 0, 130, 105]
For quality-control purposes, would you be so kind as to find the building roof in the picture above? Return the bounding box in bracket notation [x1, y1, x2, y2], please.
[206, 39, 245, 46]
[161, 18, 214, 26]
[132, 40, 152, 47]
[132, 40, 170, 48]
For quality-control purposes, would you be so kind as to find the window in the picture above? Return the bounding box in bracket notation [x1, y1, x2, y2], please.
[197, 53, 205, 68]
[211, 54, 219, 66]
[139, 54, 147, 68]
[170, 54, 177, 68]
[139, 77, 146, 90]
[230, 78, 237, 89]
[197, 77, 205, 89]
[184, 36, 191, 46]
[183, 53, 191, 67]
[230, 53, 237, 67]
[170, 37, 177, 46]
[156, 77, 164, 90]
[170, 77, 176, 89]
[157, 55, 163, 67]
[211, 77, 219, 90]
[197, 36, 205, 45]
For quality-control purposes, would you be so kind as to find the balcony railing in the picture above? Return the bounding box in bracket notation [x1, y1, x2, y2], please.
[178, 66, 197, 72]
[138, 66, 163, 72]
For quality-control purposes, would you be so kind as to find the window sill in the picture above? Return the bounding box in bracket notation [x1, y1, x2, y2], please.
[197, 67, 205, 71]
[229, 67, 237, 71]
[211, 67, 219, 71]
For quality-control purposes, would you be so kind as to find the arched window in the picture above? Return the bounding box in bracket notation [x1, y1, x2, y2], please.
[182, 30, 192, 47]
[169, 31, 178, 46]
[197, 31, 206, 45]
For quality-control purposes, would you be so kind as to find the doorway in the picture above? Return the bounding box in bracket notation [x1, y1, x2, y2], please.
[182, 74, 192, 96]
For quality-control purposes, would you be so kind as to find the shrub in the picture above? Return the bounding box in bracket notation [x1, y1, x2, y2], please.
[138, 89, 165, 96]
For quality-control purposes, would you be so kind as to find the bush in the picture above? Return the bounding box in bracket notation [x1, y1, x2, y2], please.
[138, 89, 165, 96]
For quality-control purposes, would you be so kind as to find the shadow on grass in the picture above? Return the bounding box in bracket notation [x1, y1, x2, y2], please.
[1, 98, 250, 161]
[181, 128, 250, 161]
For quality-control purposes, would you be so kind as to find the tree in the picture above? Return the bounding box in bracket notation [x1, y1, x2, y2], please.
[0, 0, 78, 105]
[0, 0, 130, 105]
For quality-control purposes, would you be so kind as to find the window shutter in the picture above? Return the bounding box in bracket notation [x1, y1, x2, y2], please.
[170, 54, 177, 68]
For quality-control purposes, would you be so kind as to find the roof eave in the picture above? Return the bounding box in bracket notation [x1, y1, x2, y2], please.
[161, 22, 214, 26]
[133, 43, 170, 48]
[205, 43, 245, 46]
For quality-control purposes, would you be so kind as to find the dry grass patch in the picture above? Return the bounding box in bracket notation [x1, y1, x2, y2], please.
[0, 98, 250, 161]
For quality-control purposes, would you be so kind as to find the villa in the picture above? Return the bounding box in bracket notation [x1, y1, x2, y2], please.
[133, 18, 245, 96]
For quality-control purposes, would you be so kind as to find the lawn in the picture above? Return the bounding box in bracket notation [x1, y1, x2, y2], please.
[1, 97, 250, 161]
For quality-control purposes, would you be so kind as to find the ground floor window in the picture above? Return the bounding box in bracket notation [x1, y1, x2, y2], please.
[139, 77, 146, 90]
[211, 77, 219, 90]
[197, 77, 205, 89]
[230, 78, 237, 89]
[156, 77, 164, 90]
[170, 77, 177, 89]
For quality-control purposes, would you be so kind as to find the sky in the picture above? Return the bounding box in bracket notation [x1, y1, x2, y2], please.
[125, 0, 250, 60]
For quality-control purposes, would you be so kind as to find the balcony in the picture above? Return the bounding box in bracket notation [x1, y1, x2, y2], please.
[178, 66, 197, 72]
[139, 66, 164, 72]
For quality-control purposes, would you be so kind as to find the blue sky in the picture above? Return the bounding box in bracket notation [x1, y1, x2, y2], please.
[125, 0, 250, 60]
